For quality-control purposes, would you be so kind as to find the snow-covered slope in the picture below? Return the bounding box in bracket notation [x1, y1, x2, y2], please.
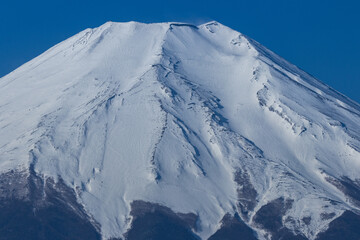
[0, 21, 360, 239]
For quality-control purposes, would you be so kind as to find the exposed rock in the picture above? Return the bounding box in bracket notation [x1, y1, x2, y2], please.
[208, 213, 257, 240]
[234, 169, 258, 218]
[326, 176, 360, 207]
[0, 169, 100, 240]
[253, 197, 306, 240]
[316, 211, 360, 240]
[125, 200, 199, 240]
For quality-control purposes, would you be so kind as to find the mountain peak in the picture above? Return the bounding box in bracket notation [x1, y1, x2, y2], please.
[0, 21, 359, 240]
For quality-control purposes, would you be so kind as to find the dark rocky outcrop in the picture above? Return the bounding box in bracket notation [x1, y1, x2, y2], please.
[208, 213, 257, 240]
[0, 168, 100, 240]
[326, 176, 360, 208]
[234, 169, 258, 218]
[253, 197, 307, 240]
[316, 210, 360, 240]
[125, 200, 200, 240]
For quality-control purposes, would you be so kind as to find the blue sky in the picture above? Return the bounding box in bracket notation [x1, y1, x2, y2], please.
[1, 0, 359, 102]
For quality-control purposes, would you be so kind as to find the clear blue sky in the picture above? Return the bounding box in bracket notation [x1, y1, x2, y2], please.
[1, 0, 359, 102]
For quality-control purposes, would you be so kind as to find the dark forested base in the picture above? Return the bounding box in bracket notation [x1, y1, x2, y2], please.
[125, 200, 200, 240]
[316, 210, 360, 240]
[1, 169, 360, 240]
[208, 213, 257, 240]
[0, 169, 101, 240]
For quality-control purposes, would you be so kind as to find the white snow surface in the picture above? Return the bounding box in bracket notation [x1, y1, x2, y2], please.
[0, 21, 360, 239]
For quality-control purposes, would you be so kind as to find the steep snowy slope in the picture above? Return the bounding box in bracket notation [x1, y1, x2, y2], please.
[0, 21, 360, 240]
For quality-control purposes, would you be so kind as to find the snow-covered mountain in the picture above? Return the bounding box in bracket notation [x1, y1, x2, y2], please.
[0, 21, 360, 240]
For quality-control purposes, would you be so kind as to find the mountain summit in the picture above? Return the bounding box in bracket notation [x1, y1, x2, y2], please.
[0, 21, 360, 240]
